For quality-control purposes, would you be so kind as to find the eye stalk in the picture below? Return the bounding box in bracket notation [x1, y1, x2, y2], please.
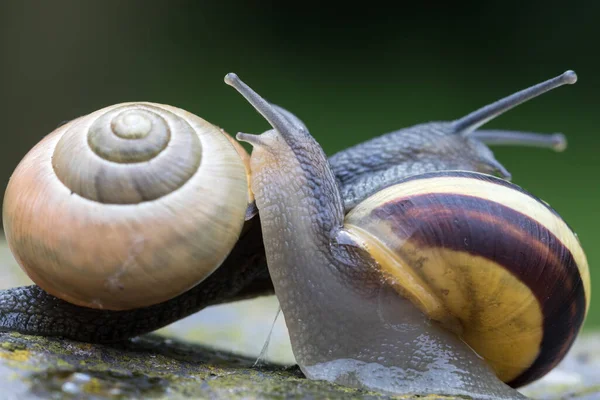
[225, 73, 303, 142]
[452, 70, 577, 136]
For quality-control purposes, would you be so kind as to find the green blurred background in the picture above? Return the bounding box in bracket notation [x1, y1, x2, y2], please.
[0, 1, 598, 328]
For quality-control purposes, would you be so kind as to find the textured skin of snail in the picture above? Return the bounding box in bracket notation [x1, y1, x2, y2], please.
[0, 103, 513, 341]
[229, 73, 589, 399]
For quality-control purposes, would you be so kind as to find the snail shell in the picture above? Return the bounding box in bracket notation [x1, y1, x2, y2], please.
[2, 102, 252, 310]
[345, 170, 591, 387]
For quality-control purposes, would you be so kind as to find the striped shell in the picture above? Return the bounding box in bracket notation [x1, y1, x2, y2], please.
[345, 171, 590, 388]
[3, 102, 252, 310]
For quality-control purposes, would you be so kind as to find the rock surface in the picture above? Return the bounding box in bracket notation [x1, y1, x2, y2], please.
[0, 330, 599, 400]
[0, 330, 456, 400]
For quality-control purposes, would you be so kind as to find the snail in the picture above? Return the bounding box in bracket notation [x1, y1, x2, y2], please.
[0, 71, 587, 396]
[2, 102, 256, 310]
[225, 72, 590, 399]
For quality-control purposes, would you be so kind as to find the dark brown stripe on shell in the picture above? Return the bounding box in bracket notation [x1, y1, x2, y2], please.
[371, 192, 586, 388]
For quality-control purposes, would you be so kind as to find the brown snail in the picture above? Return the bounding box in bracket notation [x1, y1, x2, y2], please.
[3, 102, 255, 310]
[225, 71, 590, 399]
[0, 70, 590, 398]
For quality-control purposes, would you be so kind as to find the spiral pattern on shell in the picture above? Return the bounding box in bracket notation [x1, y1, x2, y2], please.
[52, 103, 204, 204]
[3, 102, 251, 310]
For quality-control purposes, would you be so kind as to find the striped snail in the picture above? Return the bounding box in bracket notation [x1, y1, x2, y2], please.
[225, 72, 590, 399]
[0, 70, 589, 398]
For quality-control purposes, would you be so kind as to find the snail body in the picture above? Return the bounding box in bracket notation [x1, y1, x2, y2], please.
[226, 72, 589, 398]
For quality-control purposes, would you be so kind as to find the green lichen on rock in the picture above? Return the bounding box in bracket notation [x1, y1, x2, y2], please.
[0, 331, 471, 399]
[1, 330, 600, 399]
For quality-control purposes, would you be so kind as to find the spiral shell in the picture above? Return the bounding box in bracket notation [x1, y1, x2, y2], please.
[2, 102, 251, 310]
[345, 171, 590, 387]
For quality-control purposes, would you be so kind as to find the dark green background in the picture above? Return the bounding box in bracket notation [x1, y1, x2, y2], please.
[0, 2, 598, 328]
